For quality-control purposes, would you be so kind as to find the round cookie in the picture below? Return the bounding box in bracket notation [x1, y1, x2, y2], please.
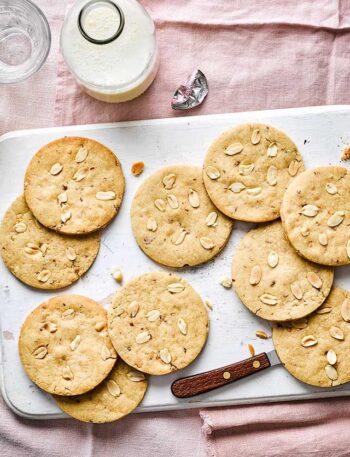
[53, 359, 148, 423]
[108, 272, 209, 375]
[24, 137, 125, 235]
[203, 123, 304, 222]
[281, 166, 350, 266]
[19, 295, 117, 395]
[232, 221, 334, 322]
[0, 195, 100, 289]
[273, 287, 350, 387]
[131, 165, 233, 268]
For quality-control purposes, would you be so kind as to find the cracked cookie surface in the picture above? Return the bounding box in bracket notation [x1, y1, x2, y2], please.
[53, 359, 147, 423]
[203, 123, 304, 222]
[108, 272, 209, 375]
[131, 165, 233, 268]
[0, 195, 100, 289]
[281, 166, 350, 266]
[24, 137, 125, 235]
[19, 295, 117, 395]
[273, 287, 350, 387]
[232, 221, 334, 322]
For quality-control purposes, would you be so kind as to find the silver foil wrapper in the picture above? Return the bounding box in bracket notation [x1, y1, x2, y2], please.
[171, 69, 208, 110]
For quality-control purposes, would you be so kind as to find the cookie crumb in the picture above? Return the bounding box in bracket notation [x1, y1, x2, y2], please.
[255, 330, 269, 339]
[111, 267, 123, 283]
[220, 276, 232, 289]
[131, 161, 145, 176]
[248, 343, 255, 356]
[204, 299, 213, 310]
[341, 146, 350, 161]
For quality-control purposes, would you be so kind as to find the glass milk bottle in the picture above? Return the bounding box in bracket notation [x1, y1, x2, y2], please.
[60, 0, 159, 103]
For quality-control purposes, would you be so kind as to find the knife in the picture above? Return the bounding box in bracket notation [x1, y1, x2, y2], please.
[171, 350, 280, 398]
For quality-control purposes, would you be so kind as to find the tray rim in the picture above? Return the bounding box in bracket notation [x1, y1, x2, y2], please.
[1, 103, 350, 420]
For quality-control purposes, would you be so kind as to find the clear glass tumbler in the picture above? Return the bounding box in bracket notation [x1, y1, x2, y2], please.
[0, 0, 51, 84]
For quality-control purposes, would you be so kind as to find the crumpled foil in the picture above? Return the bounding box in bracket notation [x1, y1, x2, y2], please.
[171, 69, 208, 110]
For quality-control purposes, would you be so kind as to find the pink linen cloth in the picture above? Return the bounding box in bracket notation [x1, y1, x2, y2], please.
[2, 1, 350, 457]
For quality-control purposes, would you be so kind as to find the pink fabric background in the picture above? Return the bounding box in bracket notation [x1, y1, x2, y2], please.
[2, 1, 350, 456]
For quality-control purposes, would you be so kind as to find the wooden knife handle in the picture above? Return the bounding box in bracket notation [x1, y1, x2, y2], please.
[171, 353, 270, 398]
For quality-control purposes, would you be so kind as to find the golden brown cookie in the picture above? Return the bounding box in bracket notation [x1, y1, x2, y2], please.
[281, 166, 350, 266]
[232, 221, 334, 321]
[108, 272, 209, 375]
[19, 295, 117, 395]
[203, 123, 304, 222]
[0, 195, 100, 289]
[53, 359, 148, 423]
[131, 165, 233, 268]
[24, 137, 125, 235]
[273, 287, 350, 387]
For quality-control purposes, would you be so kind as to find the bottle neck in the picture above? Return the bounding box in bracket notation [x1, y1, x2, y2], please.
[77, 0, 124, 45]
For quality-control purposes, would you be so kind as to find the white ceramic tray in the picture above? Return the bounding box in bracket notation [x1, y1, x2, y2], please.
[1, 105, 350, 420]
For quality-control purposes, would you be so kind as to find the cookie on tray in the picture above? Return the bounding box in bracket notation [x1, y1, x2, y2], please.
[108, 272, 209, 375]
[0, 195, 100, 289]
[281, 166, 350, 266]
[273, 287, 350, 387]
[24, 137, 125, 235]
[53, 359, 147, 423]
[19, 295, 117, 396]
[131, 165, 233, 268]
[203, 123, 304, 222]
[232, 221, 334, 322]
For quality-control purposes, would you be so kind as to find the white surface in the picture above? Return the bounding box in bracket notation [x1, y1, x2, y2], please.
[1, 106, 350, 421]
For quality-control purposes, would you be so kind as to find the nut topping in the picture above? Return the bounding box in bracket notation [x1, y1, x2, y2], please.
[75, 146, 88, 163]
[167, 282, 185, 293]
[267, 143, 278, 157]
[200, 237, 215, 250]
[301, 335, 318, 347]
[329, 326, 344, 341]
[205, 211, 218, 227]
[249, 265, 262, 285]
[162, 173, 177, 189]
[136, 331, 151, 344]
[96, 191, 116, 201]
[107, 380, 121, 397]
[14, 222, 27, 233]
[251, 129, 261, 145]
[171, 228, 187, 245]
[205, 166, 220, 180]
[154, 199, 166, 212]
[177, 318, 188, 335]
[159, 348, 172, 364]
[306, 272, 322, 289]
[33, 346, 48, 359]
[267, 251, 279, 268]
[127, 371, 146, 382]
[188, 188, 200, 208]
[259, 293, 278, 306]
[167, 194, 179, 209]
[301, 204, 319, 217]
[66, 247, 76, 261]
[225, 142, 244, 156]
[147, 217, 158, 232]
[50, 163, 63, 176]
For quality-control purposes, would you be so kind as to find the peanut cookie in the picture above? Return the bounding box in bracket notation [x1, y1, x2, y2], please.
[232, 222, 334, 321]
[108, 272, 209, 375]
[131, 165, 233, 268]
[24, 137, 125, 235]
[0, 195, 100, 289]
[281, 166, 350, 266]
[53, 359, 147, 423]
[203, 123, 304, 222]
[273, 287, 350, 387]
[19, 295, 117, 395]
